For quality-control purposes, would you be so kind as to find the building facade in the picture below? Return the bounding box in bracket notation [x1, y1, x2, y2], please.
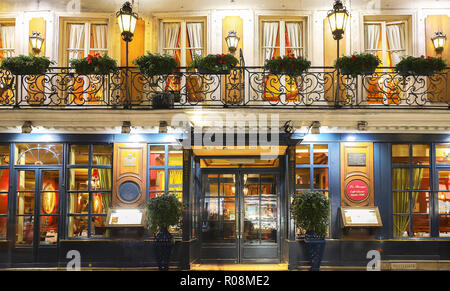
[0, 0, 449, 270]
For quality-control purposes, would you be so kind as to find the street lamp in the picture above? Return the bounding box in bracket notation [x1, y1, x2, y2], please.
[327, 0, 349, 57]
[432, 31, 446, 54]
[225, 30, 240, 54]
[29, 32, 44, 55]
[116, 1, 138, 66]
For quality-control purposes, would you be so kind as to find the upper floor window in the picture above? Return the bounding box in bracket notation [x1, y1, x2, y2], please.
[60, 19, 108, 65]
[160, 19, 206, 67]
[260, 18, 306, 65]
[0, 21, 15, 59]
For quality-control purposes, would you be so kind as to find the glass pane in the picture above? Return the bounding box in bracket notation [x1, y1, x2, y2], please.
[313, 145, 328, 165]
[393, 192, 409, 214]
[412, 215, 430, 237]
[0, 145, 9, 165]
[261, 174, 276, 195]
[0, 193, 6, 215]
[41, 192, 58, 214]
[15, 144, 62, 165]
[69, 193, 89, 214]
[392, 144, 409, 165]
[244, 196, 259, 242]
[261, 220, 277, 243]
[313, 168, 329, 190]
[0, 169, 9, 191]
[40, 216, 58, 245]
[296, 145, 310, 164]
[438, 192, 450, 214]
[244, 174, 259, 196]
[392, 168, 409, 190]
[93, 168, 112, 190]
[296, 168, 310, 190]
[439, 170, 450, 191]
[262, 195, 277, 219]
[436, 144, 450, 164]
[91, 216, 107, 237]
[149, 192, 163, 198]
[439, 215, 450, 237]
[69, 145, 89, 165]
[16, 216, 34, 245]
[204, 197, 218, 220]
[412, 192, 429, 214]
[17, 192, 34, 214]
[93, 145, 112, 165]
[150, 146, 165, 167]
[18, 170, 35, 191]
[149, 169, 165, 191]
[168, 169, 183, 191]
[221, 174, 235, 197]
[68, 216, 88, 238]
[41, 170, 59, 191]
[412, 168, 429, 190]
[0, 217, 6, 238]
[168, 146, 183, 166]
[412, 144, 429, 165]
[393, 215, 409, 237]
[68, 168, 88, 191]
[92, 193, 110, 214]
[222, 198, 235, 221]
[205, 174, 218, 196]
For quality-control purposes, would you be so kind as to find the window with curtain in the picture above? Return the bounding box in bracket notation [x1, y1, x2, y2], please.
[392, 144, 430, 238]
[0, 145, 9, 239]
[65, 22, 108, 64]
[67, 144, 112, 238]
[149, 144, 183, 236]
[0, 23, 15, 59]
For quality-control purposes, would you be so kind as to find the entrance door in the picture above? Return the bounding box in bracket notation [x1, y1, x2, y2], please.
[200, 170, 280, 263]
[12, 168, 61, 265]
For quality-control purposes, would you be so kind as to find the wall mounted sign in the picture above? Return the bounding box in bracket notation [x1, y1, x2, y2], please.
[106, 208, 145, 227]
[123, 154, 137, 167]
[345, 179, 369, 203]
[340, 207, 382, 227]
[347, 153, 366, 166]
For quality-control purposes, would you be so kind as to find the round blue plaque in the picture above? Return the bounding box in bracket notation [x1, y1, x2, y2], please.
[118, 181, 141, 203]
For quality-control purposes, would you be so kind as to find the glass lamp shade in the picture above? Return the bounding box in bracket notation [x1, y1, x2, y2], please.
[432, 32, 446, 52]
[116, 2, 138, 41]
[225, 30, 240, 53]
[29, 32, 44, 53]
[327, 0, 349, 40]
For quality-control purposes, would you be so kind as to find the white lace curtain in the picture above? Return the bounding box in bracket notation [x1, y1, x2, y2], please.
[92, 24, 107, 55]
[285, 23, 302, 57]
[263, 22, 279, 61]
[68, 24, 85, 60]
[187, 23, 203, 58]
[1, 25, 15, 58]
[386, 23, 406, 66]
[164, 23, 181, 58]
[365, 24, 380, 54]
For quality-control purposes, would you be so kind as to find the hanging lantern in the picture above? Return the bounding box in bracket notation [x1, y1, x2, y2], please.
[327, 0, 349, 40]
[29, 32, 45, 54]
[116, 1, 138, 42]
[432, 31, 446, 53]
[225, 30, 240, 54]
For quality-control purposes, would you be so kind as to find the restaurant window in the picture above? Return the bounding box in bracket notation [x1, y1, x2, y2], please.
[392, 144, 430, 238]
[67, 144, 112, 238]
[149, 145, 183, 235]
[0, 145, 9, 239]
[436, 144, 450, 237]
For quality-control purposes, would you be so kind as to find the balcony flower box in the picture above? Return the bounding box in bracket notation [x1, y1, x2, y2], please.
[133, 52, 178, 77]
[0, 54, 54, 75]
[190, 53, 238, 74]
[335, 53, 381, 77]
[264, 54, 311, 77]
[69, 53, 118, 75]
[394, 55, 447, 77]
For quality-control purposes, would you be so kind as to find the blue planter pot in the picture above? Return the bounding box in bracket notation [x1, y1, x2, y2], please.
[154, 228, 173, 271]
[305, 232, 326, 271]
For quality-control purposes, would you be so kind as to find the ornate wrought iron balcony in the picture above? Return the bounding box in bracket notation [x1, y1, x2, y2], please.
[0, 66, 448, 109]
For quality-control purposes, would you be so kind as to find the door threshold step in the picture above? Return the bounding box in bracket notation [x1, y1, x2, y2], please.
[190, 264, 288, 271]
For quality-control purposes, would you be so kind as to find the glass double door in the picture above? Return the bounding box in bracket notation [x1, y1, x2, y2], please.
[200, 170, 280, 263]
[12, 168, 61, 264]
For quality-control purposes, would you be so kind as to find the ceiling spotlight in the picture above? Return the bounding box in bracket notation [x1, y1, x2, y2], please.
[283, 120, 294, 134]
[310, 121, 321, 135]
[22, 121, 33, 134]
[121, 121, 131, 134]
[357, 121, 368, 131]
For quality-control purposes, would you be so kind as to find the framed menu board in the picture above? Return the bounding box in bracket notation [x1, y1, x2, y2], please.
[106, 208, 146, 227]
[340, 207, 382, 228]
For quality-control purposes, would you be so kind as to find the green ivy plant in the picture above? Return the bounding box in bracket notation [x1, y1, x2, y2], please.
[291, 190, 330, 239]
[133, 52, 178, 77]
[189, 53, 238, 74]
[395, 55, 447, 76]
[334, 53, 381, 77]
[264, 54, 311, 76]
[0, 54, 54, 75]
[69, 53, 118, 75]
[146, 194, 183, 234]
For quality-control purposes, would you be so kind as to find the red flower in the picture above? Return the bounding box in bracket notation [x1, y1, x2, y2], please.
[352, 55, 356, 60]
[421, 55, 425, 58]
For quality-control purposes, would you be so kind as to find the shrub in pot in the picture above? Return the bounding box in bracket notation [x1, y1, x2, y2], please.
[334, 53, 381, 77]
[133, 52, 178, 77]
[190, 53, 238, 74]
[264, 54, 311, 76]
[69, 53, 118, 75]
[146, 194, 183, 270]
[394, 55, 447, 76]
[291, 190, 330, 271]
[0, 54, 54, 75]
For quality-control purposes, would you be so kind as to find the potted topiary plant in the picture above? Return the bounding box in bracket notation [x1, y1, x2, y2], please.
[394, 55, 447, 76]
[264, 54, 311, 76]
[69, 53, 118, 75]
[291, 190, 330, 271]
[189, 53, 238, 74]
[146, 194, 183, 271]
[335, 53, 381, 77]
[133, 52, 178, 77]
[0, 54, 54, 75]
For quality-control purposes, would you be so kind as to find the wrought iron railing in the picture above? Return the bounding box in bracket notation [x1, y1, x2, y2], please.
[0, 66, 448, 109]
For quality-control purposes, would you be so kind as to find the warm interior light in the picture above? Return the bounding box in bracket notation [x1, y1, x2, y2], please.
[327, 0, 349, 40]
[225, 30, 240, 54]
[29, 32, 44, 54]
[116, 2, 138, 42]
[432, 32, 446, 53]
